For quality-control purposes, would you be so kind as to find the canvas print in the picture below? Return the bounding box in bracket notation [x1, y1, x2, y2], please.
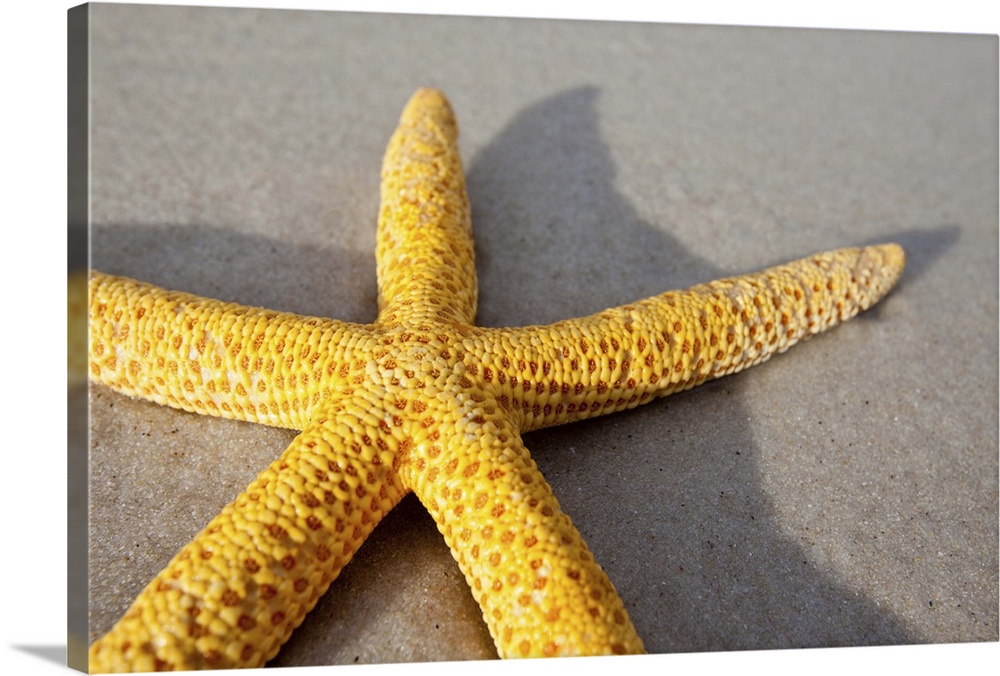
[70, 3, 998, 671]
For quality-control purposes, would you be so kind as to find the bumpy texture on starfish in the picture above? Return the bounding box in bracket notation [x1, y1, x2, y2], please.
[87, 88, 904, 671]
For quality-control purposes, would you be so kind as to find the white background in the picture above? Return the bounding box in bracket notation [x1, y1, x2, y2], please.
[1, 2, 996, 675]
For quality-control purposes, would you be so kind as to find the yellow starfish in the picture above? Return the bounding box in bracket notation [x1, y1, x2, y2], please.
[87, 88, 905, 671]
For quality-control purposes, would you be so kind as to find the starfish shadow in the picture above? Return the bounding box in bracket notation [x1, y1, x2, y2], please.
[471, 87, 715, 327]
[466, 87, 921, 652]
[89, 223, 378, 323]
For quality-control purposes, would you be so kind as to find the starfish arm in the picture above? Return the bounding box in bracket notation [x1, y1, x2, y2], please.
[400, 389, 645, 658]
[89, 270, 373, 429]
[88, 392, 409, 672]
[375, 88, 478, 327]
[466, 244, 904, 432]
